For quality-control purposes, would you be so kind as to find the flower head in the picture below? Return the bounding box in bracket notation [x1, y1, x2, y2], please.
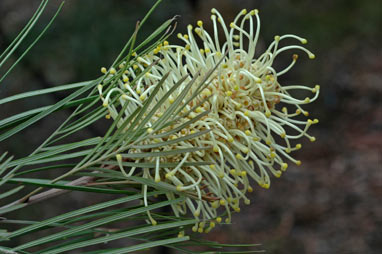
[98, 9, 319, 228]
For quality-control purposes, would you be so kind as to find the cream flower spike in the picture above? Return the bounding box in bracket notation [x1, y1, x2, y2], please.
[98, 8, 320, 229]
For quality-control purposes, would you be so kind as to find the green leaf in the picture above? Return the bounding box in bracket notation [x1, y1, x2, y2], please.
[0, 81, 91, 105]
[0, 2, 65, 83]
[8, 191, 162, 239]
[0, 78, 100, 142]
[3, 178, 134, 195]
[0, 95, 98, 132]
[0, 186, 24, 200]
[0, 203, 27, 216]
[0, 0, 48, 69]
[13, 197, 184, 251]
[13, 164, 75, 177]
[85, 236, 190, 254]
[39, 220, 195, 254]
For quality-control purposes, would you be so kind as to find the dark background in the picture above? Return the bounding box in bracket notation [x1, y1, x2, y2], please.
[0, 0, 381, 253]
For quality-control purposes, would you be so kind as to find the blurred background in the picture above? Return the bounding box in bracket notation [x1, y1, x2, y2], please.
[0, 0, 380, 253]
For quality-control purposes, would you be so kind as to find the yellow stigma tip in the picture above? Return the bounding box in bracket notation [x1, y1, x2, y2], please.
[236, 153, 243, 160]
[248, 186, 253, 192]
[296, 160, 302, 166]
[265, 111, 271, 117]
[213, 146, 219, 153]
[202, 88, 212, 97]
[100, 67, 107, 73]
[301, 39, 308, 44]
[310, 136, 316, 142]
[147, 128, 154, 134]
[197, 20, 203, 27]
[225, 91, 233, 97]
[296, 144, 302, 149]
[219, 199, 226, 206]
[195, 107, 203, 113]
[281, 163, 288, 171]
[251, 9, 259, 15]
[176, 185, 183, 191]
[309, 53, 316, 59]
[216, 217, 222, 223]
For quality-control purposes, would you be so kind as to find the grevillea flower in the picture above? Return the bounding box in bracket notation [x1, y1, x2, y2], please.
[98, 8, 320, 232]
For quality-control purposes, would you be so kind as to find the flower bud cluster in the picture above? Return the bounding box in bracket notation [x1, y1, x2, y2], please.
[98, 9, 319, 228]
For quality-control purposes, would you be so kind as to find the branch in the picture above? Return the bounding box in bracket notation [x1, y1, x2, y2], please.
[0, 176, 95, 215]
